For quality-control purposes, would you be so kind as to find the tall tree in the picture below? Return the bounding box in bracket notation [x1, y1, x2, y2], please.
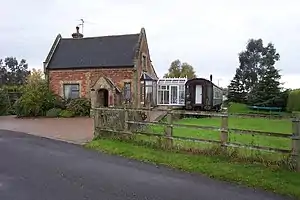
[228, 39, 280, 104]
[248, 66, 282, 106]
[0, 57, 30, 86]
[164, 59, 197, 79]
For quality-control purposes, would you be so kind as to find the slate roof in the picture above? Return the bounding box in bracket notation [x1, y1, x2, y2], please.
[47, 33, 140, 69]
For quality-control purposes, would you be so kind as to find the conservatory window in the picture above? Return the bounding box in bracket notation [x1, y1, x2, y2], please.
[157, 78, 187, 105]
[179, 85, 185, 104]
[140, 81, 145, 104]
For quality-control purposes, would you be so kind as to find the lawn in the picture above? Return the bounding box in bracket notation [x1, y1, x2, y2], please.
[86, 138, 300, 199]
[148, 115, 292, 152]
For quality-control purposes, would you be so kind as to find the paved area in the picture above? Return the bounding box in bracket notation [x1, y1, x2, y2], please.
[0, 116, 93, 144]
[0, 130, 293, 200]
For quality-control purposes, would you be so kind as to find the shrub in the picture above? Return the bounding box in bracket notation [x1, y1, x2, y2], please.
[59, 110, 75, 118]
[0, 89, 10, 115]
[52, 94, 66, 109]
[14, 70, 58, 117]
[66, 98, 91, 116]
[46, 108, 62, 117]
[287, 89, 300, 112]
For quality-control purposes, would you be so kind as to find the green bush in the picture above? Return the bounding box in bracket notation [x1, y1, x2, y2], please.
[59, 110, 75, 118]
[14, 79, 58, 117]
[46, 108, 62, 117]
[66, 98, 91, 116]
[287, 89, 300, 112]
[0, 89, 10, 115]
[51, 94, 66, 109]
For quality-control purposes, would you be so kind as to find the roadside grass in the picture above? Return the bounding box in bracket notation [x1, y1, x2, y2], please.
[86, 138, 300, 199]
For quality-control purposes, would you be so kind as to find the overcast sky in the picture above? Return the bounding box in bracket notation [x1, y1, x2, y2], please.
[1, 0, 300, 88]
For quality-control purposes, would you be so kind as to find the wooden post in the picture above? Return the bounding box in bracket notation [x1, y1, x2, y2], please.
[124, 108, 129, 132]
[93, 108, 99, 137]
[292, 118, 300, 171]
[220, 115, 229, 147]
[147, 102, 151, 122]
[165, 109, 173, 149]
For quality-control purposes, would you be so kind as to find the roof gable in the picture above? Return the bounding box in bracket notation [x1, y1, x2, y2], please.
[46, 33, 140, 69]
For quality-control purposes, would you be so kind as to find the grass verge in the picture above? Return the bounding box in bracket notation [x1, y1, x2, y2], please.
[86, 138, 300, 199]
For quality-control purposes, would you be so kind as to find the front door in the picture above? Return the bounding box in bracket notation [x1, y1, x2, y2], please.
[170, 85, 178, 104]
[195, 85, 202, 104]
[98, 89, 109, 107]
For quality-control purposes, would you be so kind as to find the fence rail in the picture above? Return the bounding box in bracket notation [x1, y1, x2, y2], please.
[93, 107, 300, 171]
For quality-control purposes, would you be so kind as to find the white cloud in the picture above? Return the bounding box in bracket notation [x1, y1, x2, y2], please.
[1, 0, 300, 89]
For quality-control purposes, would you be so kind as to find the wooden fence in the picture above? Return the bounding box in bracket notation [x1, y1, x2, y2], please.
[93, 107, 300, 171]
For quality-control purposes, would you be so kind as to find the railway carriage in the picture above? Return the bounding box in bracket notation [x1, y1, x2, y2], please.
[184, 76, 223, 111]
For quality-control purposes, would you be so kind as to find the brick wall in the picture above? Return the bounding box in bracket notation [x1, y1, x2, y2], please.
[135, 31, 157, 107]
[48, 68, 134, 104]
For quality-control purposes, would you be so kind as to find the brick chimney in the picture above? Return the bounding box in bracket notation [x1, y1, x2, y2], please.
[210, 74, 213, 82]
[72, 26, 83, 39]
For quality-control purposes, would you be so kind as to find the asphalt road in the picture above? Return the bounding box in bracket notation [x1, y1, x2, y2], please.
[0, 130, 293, 200]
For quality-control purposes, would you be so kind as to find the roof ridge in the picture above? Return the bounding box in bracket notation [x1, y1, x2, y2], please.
[62, 33, 140, 40]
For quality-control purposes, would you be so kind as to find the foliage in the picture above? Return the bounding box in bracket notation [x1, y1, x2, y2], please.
[228, 39, 283, 107]
[0, 89, 10, 115]
[0, 57, 30, 85]
[53, 94, 67, 109]
[247, 66, 283, 107]
[1, 85, 23, 92]
[14, 69, 58, 117]
[46, 108, 62, 117]
[163, 59, 197, 79]
[66, 98, 91, 116]
[287, 89, 300, 112]
[59, 110, 75, 118]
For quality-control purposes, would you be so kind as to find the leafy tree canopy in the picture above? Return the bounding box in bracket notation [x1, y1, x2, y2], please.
[227, 39, 284, 107]
[164, 59, 197, 79]
[0, 57, 30, 86]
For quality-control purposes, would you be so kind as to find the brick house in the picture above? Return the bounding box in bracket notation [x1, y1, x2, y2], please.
[43, 26, 158, 109]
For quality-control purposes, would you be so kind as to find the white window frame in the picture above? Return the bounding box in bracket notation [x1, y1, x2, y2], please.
[157, 78, 187, 105]
[63, 83, 80, 100]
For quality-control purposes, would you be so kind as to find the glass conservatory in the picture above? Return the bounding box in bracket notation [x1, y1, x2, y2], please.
[140, 72, 157, 107]
[157, 78, 187, 106]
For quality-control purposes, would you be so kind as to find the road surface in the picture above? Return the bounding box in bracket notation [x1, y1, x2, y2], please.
[0, 129, 292, 200]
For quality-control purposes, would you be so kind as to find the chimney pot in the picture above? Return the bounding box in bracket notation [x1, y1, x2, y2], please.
[210, 74, 212, 82]
[72, 26, 83, 39]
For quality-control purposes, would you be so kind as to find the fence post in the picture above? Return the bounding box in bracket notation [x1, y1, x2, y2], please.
[124, 108, 129, 132]
[93, 108, 99, 137]
[147, 103, 151, 122]
[220, 114, 229, 148]
[165, 109, 173, 149]
[292, 118, 300, 171]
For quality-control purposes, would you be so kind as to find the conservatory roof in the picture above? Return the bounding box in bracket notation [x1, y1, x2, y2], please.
[140, 72, 157, 81]
[157, 78, 187, 85]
